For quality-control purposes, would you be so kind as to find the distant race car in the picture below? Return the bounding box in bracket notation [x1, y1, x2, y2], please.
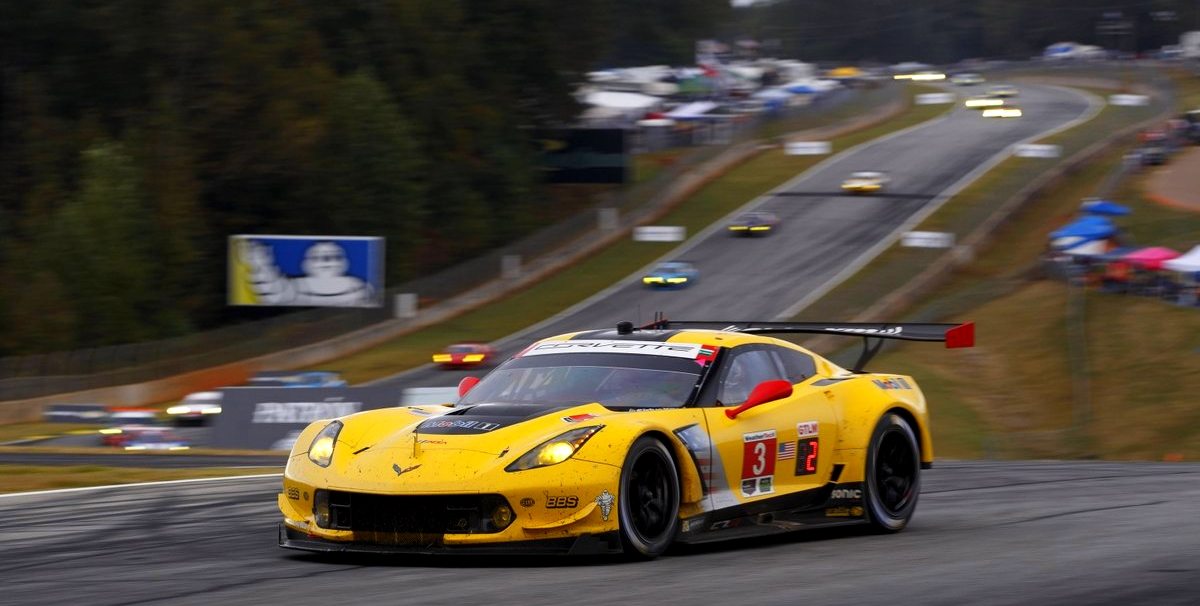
[841, 171, 891, 194]
[248, 371, 346, 388]
[433, 343, 497, 368]
[166, 391, 222, 426]
[122, 427, 190, 451]
[963, 95, 1005, 109]
[982, 106, 1023, 118]
[950, 72, 984, 86]
[99, 408, 163, 446]
[987, 84, 1019, 98]
[642, 261, 698, 288]
[726, 211, 781, 236]
[278, 319, 974, 557]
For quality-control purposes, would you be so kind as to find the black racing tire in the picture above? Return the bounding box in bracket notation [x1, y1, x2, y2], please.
[617, 436, 680, 559]
[863, 412, 921, 533]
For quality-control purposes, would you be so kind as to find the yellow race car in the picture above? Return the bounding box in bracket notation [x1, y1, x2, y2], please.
[278, 319, 974, 557]
[841, 171, 891, 194]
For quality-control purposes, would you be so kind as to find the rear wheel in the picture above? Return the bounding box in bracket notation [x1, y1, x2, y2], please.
[864, 413, 920, 532]
[617, 437, 680, 558]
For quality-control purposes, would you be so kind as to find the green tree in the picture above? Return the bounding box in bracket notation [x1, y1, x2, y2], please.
[48, 141, 157, 346]
[315, 71, 428, 283]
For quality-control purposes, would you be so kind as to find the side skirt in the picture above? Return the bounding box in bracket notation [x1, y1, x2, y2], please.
[675, 482, 868, 543]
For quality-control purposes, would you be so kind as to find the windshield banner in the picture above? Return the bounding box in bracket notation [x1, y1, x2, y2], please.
[523, 340, 703, 359]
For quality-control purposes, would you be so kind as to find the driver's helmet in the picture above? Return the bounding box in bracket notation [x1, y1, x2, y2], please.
[723, 359, 751, 403]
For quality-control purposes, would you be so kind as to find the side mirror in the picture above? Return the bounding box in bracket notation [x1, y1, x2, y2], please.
[725, 379, 793, 419]
[458, 376, 481, 398]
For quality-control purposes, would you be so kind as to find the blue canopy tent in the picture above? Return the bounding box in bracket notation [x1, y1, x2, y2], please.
[1049, 216, 1117, 252]
[1080, 199, 1132, 216]
[785, 83, 816, 94]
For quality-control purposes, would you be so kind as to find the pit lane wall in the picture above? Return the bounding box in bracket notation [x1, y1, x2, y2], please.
[211, 387, 404, 450]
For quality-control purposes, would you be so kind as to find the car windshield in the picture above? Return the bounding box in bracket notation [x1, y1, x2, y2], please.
[851, 172, 879, 179]
[447, 344, 477, 353]
[656, 262, 690, 272]
[459, 352, 705, 409]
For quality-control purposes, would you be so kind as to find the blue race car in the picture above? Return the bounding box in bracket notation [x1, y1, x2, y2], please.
[642, 261, 699, 288]
[248, 371, 347, 387]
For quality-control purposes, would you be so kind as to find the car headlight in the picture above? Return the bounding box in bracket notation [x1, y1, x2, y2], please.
[505, 426, 603, 472]
[307, 420, 342, 467]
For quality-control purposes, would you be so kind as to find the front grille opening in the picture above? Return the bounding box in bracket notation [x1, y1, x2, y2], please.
[317, 491, 510, 535]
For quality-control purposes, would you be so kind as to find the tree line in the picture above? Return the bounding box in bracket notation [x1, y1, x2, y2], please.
[735, 0, 1197, 64]
[0, 0, 730, 354]
[7, 0, 1187, 355]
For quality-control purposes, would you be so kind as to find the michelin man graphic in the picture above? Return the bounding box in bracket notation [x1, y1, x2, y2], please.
[239, 240, 375, 307]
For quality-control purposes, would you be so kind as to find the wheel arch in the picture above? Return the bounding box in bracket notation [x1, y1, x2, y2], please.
[634, 429, 703, 505]
[883, 405, 932, 466]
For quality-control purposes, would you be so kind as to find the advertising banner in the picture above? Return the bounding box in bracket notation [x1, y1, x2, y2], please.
[633, 226, 687, 242]
[784, 141, 831, 155]
[210, 386, 405, 450]
[228, 235, 384, 307]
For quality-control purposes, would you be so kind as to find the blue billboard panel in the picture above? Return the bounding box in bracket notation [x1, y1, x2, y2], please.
[228, 235, 384, 308]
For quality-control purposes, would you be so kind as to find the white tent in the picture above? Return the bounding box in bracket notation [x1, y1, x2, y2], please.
[583, 91, 662, 110]
[1163, 245, 1200, 273]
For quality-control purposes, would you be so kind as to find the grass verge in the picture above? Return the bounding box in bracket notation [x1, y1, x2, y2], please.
[822, 71, 1199, 460]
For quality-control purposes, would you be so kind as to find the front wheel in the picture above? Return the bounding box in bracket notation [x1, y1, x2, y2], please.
[617, 437, 680, 558]
[864, 413, 921, 532]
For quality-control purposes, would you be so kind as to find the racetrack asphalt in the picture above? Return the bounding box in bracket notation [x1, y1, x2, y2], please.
[373, 83, 1094, 392]
[2, 460, 1196, 605]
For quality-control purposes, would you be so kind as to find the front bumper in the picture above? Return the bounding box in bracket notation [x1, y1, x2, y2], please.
[278, 524, 622, 555]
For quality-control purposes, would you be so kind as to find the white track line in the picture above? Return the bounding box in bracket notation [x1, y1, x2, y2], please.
[0, 472, 282, 499]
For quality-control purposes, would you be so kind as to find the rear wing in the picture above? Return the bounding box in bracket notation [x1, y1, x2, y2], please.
[640, 319, 974, 372]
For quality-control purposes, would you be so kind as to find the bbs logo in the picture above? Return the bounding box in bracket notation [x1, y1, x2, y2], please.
[545, 495, 579, 509]
[830, 488, 862, 500]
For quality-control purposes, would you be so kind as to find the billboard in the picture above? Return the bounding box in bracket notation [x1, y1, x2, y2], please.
[228, 235, 384, 307]
[537, 129, 628, 184]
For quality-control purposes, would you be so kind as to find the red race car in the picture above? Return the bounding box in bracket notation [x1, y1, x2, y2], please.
[431, 342, 495, 368]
